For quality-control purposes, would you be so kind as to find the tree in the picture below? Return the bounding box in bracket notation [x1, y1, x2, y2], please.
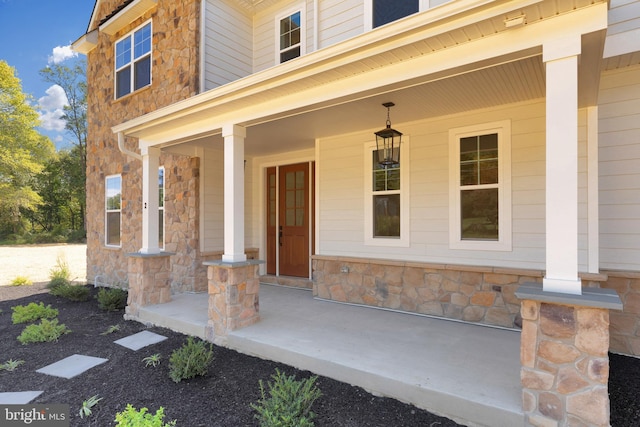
[39, 59, 87, 231]
[0, 60, 55, 235]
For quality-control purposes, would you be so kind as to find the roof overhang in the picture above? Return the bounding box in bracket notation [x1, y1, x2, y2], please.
[99, 0, 157, 35]
[72, 29, 98, 55]
[111, 0, 608, 154]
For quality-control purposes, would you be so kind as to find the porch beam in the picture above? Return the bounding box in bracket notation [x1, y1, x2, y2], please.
[542, 37, 581, 294]
[222, 124, 247, 263]
[140, 144, 161, 254]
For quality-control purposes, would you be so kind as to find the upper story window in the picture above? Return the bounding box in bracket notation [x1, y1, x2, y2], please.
[449, 121, 511, 251]
[277, 8, 304, 63]
[115, 21, 152, 99]
[373, 0, 419, 28]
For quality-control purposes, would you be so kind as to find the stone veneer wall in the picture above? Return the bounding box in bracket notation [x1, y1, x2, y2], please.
[600, 270, 640, 356]
[85, 0, 200, 287]
[520, 300, 612, 426]
[312, 255, 606, 329]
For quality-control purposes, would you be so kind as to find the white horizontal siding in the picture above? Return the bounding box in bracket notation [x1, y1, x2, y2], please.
[201, 146, 224, 252]
[605, 0, 640, 58]
[317, 99, 568, 270]
[317, 0, 363, 49]
[598, 65, 640, 271]
[203, 0, 252, 90]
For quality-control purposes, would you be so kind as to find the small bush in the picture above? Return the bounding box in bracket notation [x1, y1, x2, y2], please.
[10, 276, 32, 286]
[11, 302, 58, 324]
[0, 359, 25, 372]
[79, 395, 103, 419]
[143, 353, 162, 368]
[50, 283, 90, 302]
[168, 337, 213, 383]
[47, 276, 70, 290]
[96, 287, 128, 311]
[49, 254, 71, 281]
[251, 369, 322, 427]
[114, 405, 176, 427]
[17, 319, 71, 344]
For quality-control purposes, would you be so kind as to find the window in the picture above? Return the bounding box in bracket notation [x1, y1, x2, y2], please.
[277, 8, 303, 63]
[364, 140, 410, 246]
[105, 175, 122, 246]
[115, 21, 151, 98]
[158, 167, 164, 249]
[449, 121, 511, 251]
[373, 0, 419, 28]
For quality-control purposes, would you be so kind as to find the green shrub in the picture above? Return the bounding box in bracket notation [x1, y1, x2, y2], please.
[47, 276, 70, 290]
[79, 395, 103, 419]
[96, 287, 128, 311]
[114, 405, 176, 427]
[11, 302, 58, 324]
[251, 369, 322, 427]
[49, 254, 71, 281]
[50, 283, 90, 301]
[10, 276, 32, 286]
[17, 319, 71, 344]
[0, 359, 25, 372]
[168, 337, 213, 383]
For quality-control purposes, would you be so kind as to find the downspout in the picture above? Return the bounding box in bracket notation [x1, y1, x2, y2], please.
[117, 132, 142, 161]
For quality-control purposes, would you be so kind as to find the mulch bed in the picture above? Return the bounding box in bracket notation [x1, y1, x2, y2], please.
[1, 284, 639, 426]
[0, 284, 460, 427]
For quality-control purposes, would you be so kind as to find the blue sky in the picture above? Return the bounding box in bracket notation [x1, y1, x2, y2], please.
[0, 0, 95, 148]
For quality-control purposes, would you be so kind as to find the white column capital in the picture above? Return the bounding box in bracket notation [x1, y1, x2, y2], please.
[222, 123, 246, 139]
[543, 36, 581, 63]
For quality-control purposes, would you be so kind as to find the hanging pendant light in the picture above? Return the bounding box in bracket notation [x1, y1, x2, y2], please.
[374, 102, 402, 167]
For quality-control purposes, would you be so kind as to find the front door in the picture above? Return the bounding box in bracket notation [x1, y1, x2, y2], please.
[266, 163, 313, 277]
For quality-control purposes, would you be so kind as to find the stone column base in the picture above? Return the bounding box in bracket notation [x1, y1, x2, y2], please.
[516, 284, 622, 426]
[125, 252, 173, 319]
[204, 260, 262, 344]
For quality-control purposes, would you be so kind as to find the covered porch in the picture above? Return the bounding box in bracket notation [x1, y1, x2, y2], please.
[137, 283, 522, 427]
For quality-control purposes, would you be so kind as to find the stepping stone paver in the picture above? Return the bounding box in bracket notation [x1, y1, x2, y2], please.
[36, 354, 108, 379]
[0, 391, 43, 404]
[114, 330, 167, 351]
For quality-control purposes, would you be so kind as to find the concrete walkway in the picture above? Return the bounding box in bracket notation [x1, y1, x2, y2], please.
[138, 284, 523, 427]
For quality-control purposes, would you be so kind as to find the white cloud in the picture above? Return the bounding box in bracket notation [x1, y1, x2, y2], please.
[48, 45, 78, 65]
[37, 84, 69, 132]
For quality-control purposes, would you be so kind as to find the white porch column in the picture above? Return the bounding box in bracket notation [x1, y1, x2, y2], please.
[222, 124, 247, 263]
[543, 37, 582, 294]
[140, 145, 161, 254]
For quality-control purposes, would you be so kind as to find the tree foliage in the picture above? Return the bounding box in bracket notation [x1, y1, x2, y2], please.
[0, 60, 55, 235]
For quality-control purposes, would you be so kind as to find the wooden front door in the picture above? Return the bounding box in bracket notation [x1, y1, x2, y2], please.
[266, 163, 312, 277]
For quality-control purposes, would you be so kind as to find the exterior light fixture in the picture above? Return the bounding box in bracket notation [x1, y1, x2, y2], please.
[504, 15, 526, 28]
[374, 102, 402, 167]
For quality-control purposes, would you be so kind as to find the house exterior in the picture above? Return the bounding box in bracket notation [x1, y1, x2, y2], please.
[73, 0, 640, 425]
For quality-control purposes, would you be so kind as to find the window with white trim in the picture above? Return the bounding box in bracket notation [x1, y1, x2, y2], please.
[364, 140, 410, 246]
[449, 121, 511, 251]
[373, 0, 419, 28]
[158, 167, 164, 249]
[105, 175, 122, 247]
[115, 21, 152, 99]
[276, 8, 303, 63]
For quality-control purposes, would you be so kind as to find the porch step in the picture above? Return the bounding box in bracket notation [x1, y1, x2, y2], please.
[137, 293, 208, 339]
[259, 275, 313, 289]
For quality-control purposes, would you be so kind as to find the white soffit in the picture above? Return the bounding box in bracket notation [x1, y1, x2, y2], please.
[99, 0, 158, 36]
[72, 29, 98, 55]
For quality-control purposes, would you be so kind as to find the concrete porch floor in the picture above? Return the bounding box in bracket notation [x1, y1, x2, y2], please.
[137, 284, 523, 427]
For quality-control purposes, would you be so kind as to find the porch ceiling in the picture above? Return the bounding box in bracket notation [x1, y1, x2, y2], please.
[115, 0, 608, 158]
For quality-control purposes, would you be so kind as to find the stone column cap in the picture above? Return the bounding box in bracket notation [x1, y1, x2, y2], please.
[516, 283, 622, 310]
[126, 251, 176, 258]
[203, 259, 265, 268]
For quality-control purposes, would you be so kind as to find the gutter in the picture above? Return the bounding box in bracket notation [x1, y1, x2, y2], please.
[117, 132, 142, 160]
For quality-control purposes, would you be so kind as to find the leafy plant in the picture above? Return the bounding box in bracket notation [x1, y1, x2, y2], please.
[47, 276, 70, 290]
[49, 254, 71, 281]
[17, 319, 71, 344]
[0, 359, 25, 372]
[50, 283, 90, 301]
[168, 337, 213, 383]
[143, 353, 162, 368]
[11, 302, 58, 324]
[251, 369, 322, 427]
[79, 395, 103, 419]
[100, 324, 121, 335]
[114, 405, 176, 427]
[10, 276, 32, 286]
[96, 287, 128, 311]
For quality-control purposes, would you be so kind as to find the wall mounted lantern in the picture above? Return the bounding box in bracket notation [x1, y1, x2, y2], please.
[374, 102, 402, 167]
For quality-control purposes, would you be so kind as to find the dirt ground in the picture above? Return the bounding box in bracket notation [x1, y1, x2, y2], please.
[0, 244, 86, 286]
